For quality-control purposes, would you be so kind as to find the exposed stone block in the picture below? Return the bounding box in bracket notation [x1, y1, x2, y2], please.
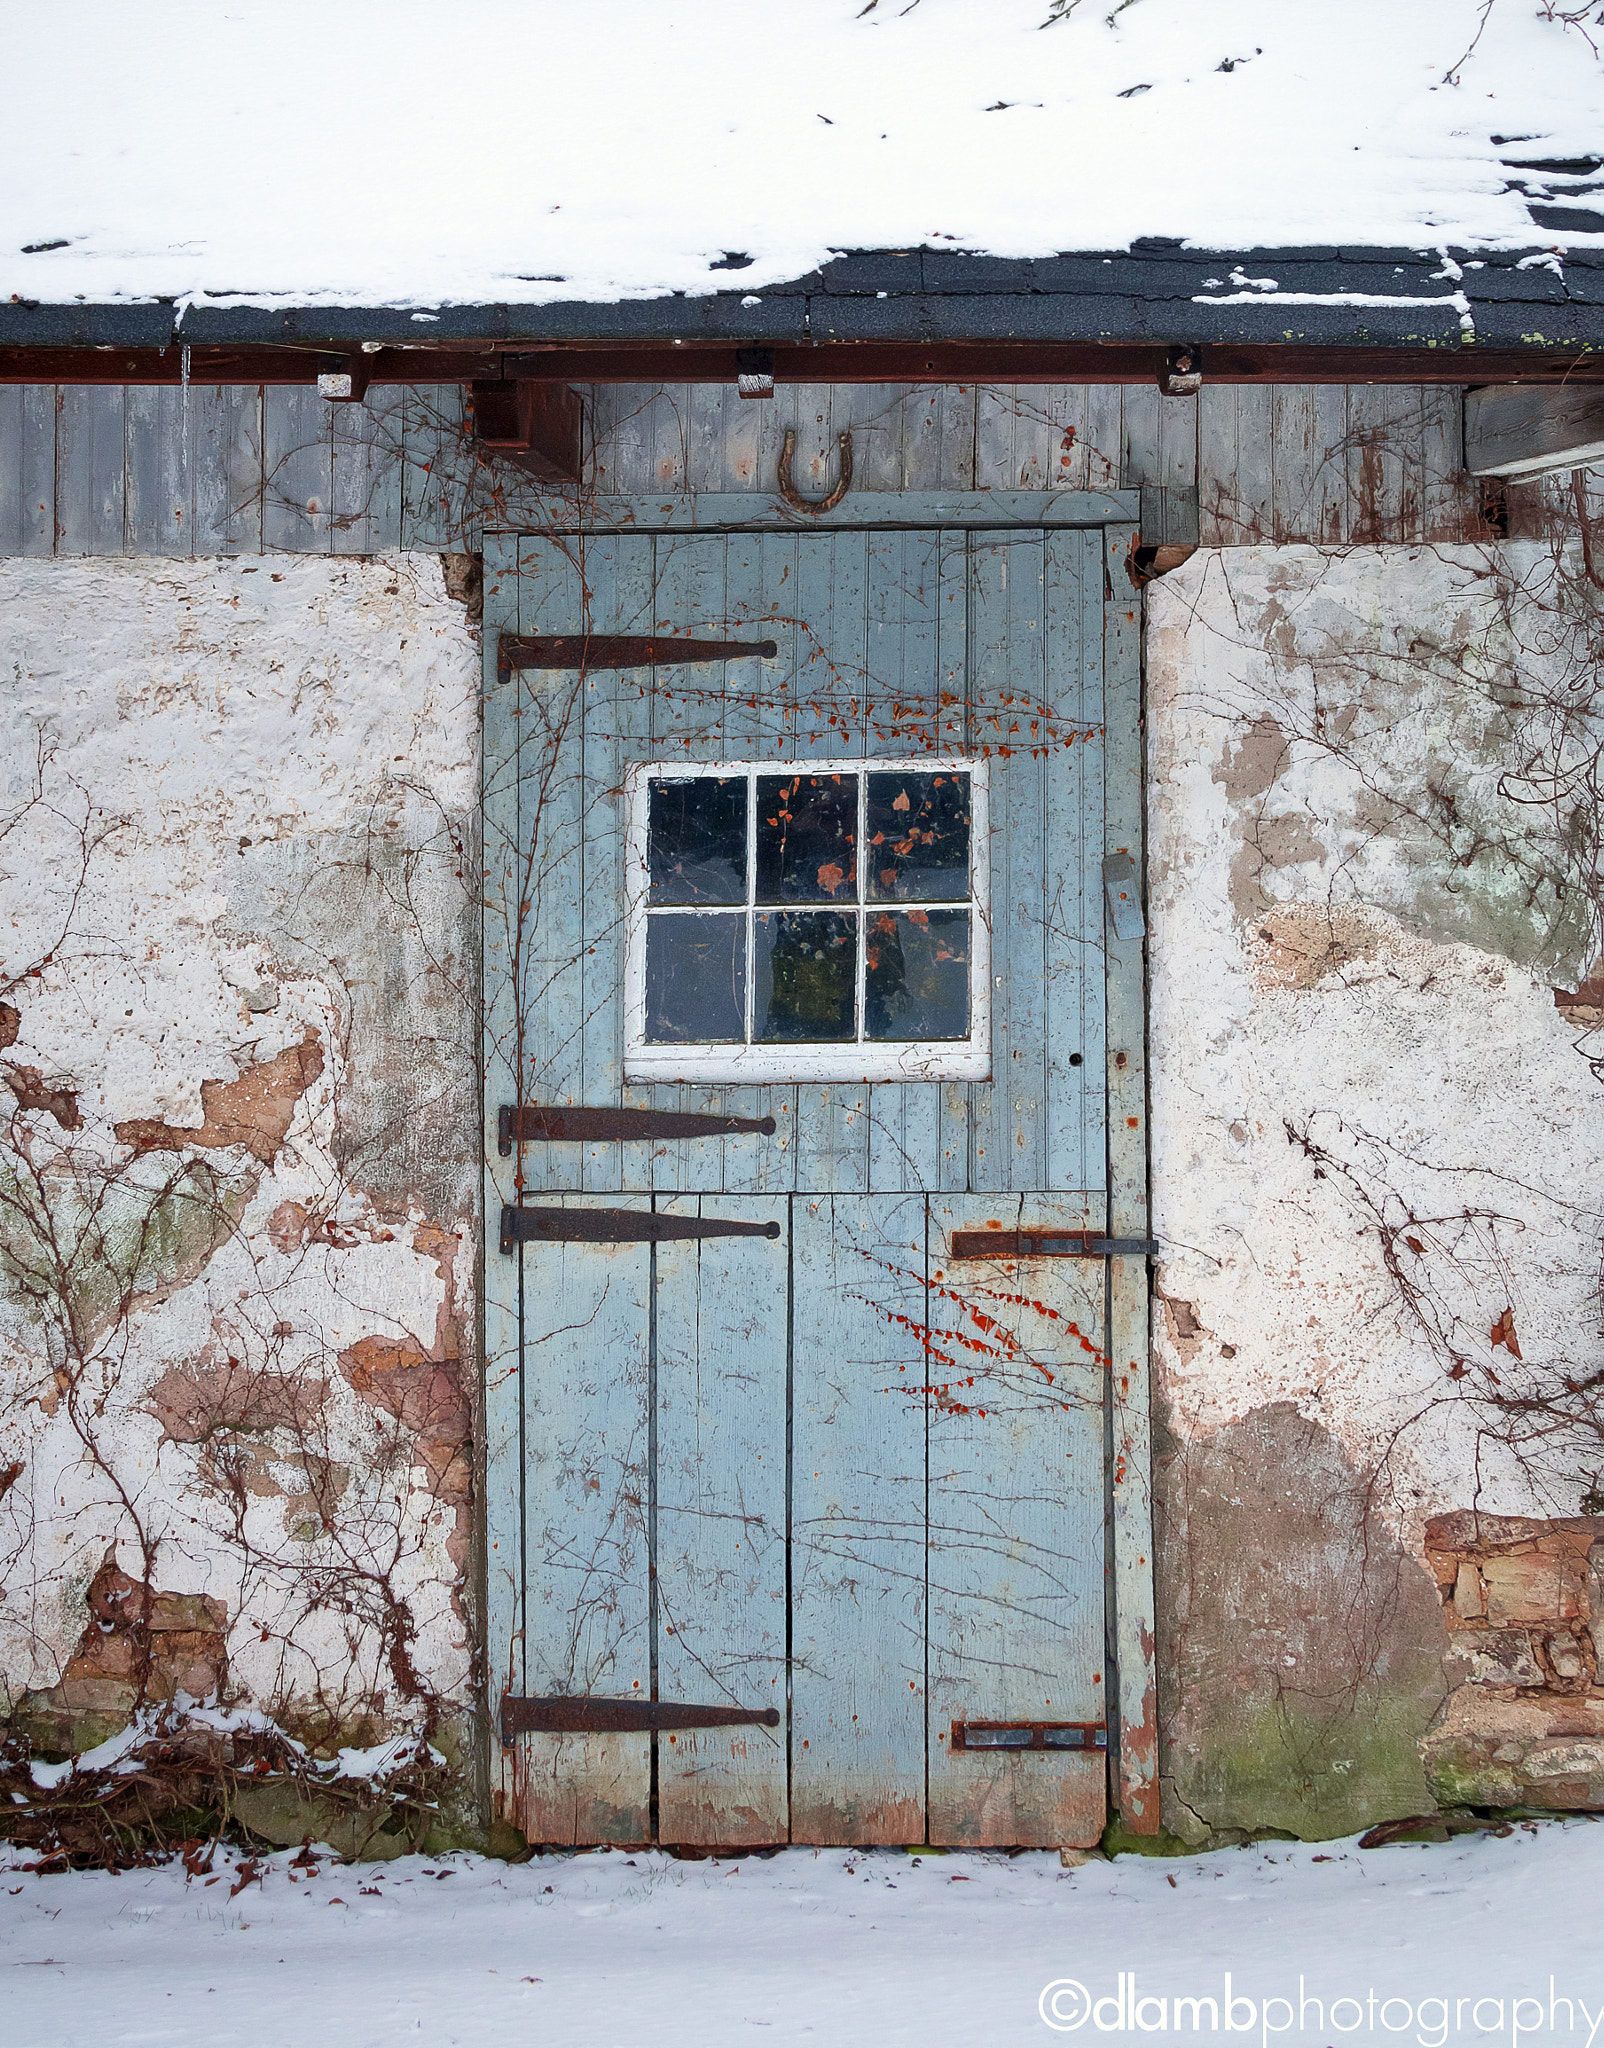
[1452, 1562, 1485, 1619]
[1464, 1630, 1544, 1687]
[231, 1781, 409, 1861]
[1423, 1690, 1604, 1810]
[1589, 1544, 1604, 1669]
[1524, 1738, 1604, 1780]
[1548, 1633, 1590, 1682]
[1481, 1553, 1579, 1626]
[58, 1676, 140, 1716]
[148, 1592, 228, 1634]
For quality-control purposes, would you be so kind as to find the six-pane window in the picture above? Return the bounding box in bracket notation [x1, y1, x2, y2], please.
[625, 760, 990, 1082]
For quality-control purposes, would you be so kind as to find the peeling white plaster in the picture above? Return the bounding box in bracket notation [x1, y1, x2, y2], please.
[0, 554, 480, 1732]
[1147, 546, 1604, 1533]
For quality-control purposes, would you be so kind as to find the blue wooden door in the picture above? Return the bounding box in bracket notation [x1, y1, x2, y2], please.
[484, 519, 1126, 1848]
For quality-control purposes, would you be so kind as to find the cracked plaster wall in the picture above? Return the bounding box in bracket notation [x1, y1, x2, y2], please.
[0, 553, 480, 1757]
[1146, 544, 1604, 1840]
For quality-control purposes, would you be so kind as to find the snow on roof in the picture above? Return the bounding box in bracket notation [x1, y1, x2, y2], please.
[4, 0, 1601, 315]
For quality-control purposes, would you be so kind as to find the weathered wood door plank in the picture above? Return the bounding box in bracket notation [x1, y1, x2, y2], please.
[516, 1194, 653, 1846]
[926, 1196, 1108, 1849]
[655, 1195, 789, 1845]
[790, 1192, 928, 1843]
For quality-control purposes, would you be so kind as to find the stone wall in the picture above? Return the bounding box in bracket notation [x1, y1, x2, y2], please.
[1147, 541, 1604, 1841]
[1423, 1512, 1604, 1811]
[0, 553, 481, 1773]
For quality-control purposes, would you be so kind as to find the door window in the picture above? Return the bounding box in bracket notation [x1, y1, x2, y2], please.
[625, 759, 990, 1081]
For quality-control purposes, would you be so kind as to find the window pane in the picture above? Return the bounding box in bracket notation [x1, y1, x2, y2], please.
[754, 773, 858, 904]
[865, 771, 971, 902]
[865, 909, 970, 1041]
[753, 911, 857, 1042]
[644, 913, 746, 1042]
[648, 776, 747, 905]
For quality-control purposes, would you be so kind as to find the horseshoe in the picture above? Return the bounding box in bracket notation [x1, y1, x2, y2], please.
[777, 428, 854, 516]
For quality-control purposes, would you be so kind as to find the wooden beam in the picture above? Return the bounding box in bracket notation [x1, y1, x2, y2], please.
[468, 379, 582, 482]
[1103, 525, 1160, 1836]
[1465, 383, 1604, 478]
[2, 340, 1604, 389]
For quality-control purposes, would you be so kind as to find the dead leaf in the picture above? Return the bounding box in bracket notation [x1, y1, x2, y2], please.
[1490, 1307, 1523, 1359]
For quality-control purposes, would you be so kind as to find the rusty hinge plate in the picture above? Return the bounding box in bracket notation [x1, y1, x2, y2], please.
[498, 1104, 777, 1156]
[501, 1696, 781, 1745]
[498, 634, 777, 679]
[948, 1230, 1157, 1260]
[500, 1205, 781, 1254]
[951, 1720, 1107, 1753]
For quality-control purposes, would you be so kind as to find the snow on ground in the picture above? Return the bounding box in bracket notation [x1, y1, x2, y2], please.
[6, 1825, 1604, 2048]
[3, 0, 1602, 313]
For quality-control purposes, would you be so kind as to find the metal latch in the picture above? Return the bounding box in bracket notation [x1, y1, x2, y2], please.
[950, 1721, 1107, 1753]
[500, 1696, 781, 1746]
[948, 1229, 1156, 1260]
[1103, 852, 1145, 939]
[499, 1104, 777, 1156]
[500, 1206, 782, 1254]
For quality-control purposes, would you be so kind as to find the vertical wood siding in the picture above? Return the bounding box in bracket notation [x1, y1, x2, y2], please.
[1, 380, 1488, 559]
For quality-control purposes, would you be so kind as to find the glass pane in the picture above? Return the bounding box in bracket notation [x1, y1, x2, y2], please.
[753, 911, 857, 1042]
[865, 771, 971, 902]
[865, 909, 970, 1041]
[644, 913, 746, 1042]
[754, 773, 858, 904]
[648, 776, 748, 905]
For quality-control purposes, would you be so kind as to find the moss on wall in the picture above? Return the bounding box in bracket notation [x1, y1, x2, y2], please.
[1156, 1402, 1449, 1842]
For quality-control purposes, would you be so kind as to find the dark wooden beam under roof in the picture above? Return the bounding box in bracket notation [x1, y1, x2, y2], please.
[2, 342, 1602, 386]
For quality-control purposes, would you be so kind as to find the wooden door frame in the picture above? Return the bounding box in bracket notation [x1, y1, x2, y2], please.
[478, 494, 1158, 1840]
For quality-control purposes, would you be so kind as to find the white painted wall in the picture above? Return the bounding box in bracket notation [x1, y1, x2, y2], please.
[1147, 543, 1604, 1528]
[0, 554, 480, 1738]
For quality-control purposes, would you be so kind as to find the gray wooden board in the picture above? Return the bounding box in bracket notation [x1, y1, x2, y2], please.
[262, 385, 331, 553]
[481, 537, 525, 1828]
[55, 385, 125, 556]
[192, 387, 262, 555]
[926, 1196, 1107, 1849]
[1, 380, 1494, 562]
[515, 1194, 653, 1846]
[529, 489, 1138, 533]
[1102, 527, 1159, 1833]
[789, 1191, 928, 1844]
[654, 1196, 789, 1845]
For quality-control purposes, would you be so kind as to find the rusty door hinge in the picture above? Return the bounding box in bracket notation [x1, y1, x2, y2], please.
[500, 1696, 781, 1745]
[500, 1206, 782, 1254]
[498, 1104, 777, 1156]
[497, 633, 777, 679]
[948, 1230, 1156, 1260]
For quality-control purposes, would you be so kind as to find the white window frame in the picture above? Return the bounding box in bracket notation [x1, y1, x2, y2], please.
[623, 756, 992, 1084]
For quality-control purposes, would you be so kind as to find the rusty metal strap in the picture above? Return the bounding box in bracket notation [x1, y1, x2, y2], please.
[499, 1205, 782, 1254]
[948, 1230, 1157, 1260]
[950, 1720, 1107, 1753]
[500, 1696, 781, 1745]
[498, 1104, 777, 1156]
[497, 633, 778, 678]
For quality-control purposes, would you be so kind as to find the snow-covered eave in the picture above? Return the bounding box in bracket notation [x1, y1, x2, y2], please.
[3, 244, 1601, 362]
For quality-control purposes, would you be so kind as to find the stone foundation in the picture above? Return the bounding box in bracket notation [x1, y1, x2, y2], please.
[1422, 1512, 1604, 1809]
